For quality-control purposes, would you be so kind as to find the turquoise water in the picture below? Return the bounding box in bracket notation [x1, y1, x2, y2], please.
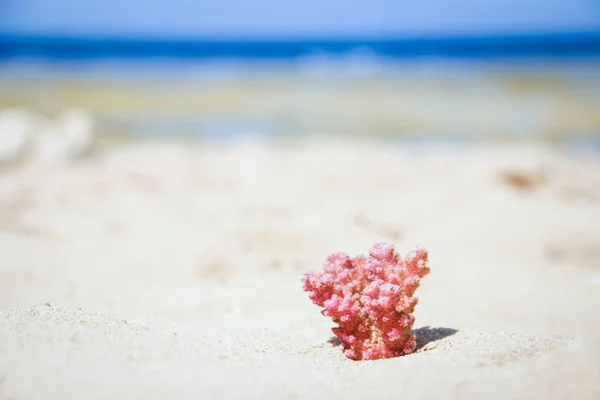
[1, 55, 599, 146]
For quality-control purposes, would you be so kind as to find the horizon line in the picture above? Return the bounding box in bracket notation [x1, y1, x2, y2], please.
[1, 31, 599, 59]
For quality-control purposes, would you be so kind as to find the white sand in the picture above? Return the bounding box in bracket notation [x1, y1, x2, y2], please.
[1, 139, 599, 399]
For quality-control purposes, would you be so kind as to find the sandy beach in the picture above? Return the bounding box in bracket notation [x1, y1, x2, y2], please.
[1, 138, 599, 399]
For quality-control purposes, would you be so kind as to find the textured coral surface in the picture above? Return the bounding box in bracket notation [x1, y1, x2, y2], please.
[302, 243, 430, 360]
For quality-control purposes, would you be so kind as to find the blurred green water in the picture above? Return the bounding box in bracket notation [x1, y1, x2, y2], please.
[1, 62, 600, 144]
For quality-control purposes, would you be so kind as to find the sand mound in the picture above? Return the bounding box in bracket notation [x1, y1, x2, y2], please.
[0, 304, 597, 400]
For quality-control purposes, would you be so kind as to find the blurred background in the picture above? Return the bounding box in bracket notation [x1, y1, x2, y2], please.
[1, 0, 600, 316]
[1, 0, 599, 148]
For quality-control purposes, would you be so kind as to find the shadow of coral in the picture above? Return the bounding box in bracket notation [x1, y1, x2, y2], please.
[412, 326, 458, 350]
[327, 326, 458, 351]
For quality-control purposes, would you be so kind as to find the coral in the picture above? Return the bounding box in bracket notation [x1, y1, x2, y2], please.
[302, 243, 430, 361]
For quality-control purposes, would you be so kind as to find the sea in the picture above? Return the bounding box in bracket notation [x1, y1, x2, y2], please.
[1, 33, 599, 150]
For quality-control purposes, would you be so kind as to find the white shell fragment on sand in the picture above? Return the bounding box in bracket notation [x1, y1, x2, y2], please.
[32, 108, 95, 164]
[0, 107, 95, 166]
[0, 108, 46, 163]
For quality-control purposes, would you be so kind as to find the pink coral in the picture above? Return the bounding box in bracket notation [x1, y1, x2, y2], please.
[302, 243, 430, 361]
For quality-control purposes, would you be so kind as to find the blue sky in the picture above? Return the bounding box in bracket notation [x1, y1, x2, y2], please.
[1, 0, 599, 38]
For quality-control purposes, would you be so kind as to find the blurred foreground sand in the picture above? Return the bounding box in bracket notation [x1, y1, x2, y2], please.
[0, 139, 599, 399]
